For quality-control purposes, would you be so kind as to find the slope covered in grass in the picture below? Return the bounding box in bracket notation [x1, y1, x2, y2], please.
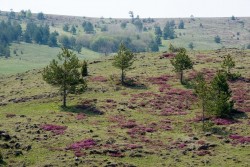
[0, 43, 101, 75]
[0, 48, 249, 166]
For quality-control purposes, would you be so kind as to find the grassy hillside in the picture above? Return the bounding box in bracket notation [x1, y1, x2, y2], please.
[0, 43, 101, 75]
[0, 48, 249, 166]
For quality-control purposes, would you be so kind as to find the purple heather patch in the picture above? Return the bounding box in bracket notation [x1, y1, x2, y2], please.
[76, 113, 86, 120]
[67, 139, 96, 151]
[229, 134, 250, 145]
[212, 118, 237, 125]
[90, 76, 107, 82]
[40, 124, 67, 135]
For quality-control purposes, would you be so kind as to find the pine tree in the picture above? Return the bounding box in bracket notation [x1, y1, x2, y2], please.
[194, 73, 210, 131]
[81, 60, 88, 77]
[209, 71, 233, 117]
[170, 48, 193, 84]
[42, 48, 86, 107]
[221, 54, 235, 74]
[112, 43, 134, 85]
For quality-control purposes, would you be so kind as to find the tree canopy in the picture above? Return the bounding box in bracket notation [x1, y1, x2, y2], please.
[42, 48, 86, 107]
[113, 43, 134, 84]
[170, 48, 193, 84]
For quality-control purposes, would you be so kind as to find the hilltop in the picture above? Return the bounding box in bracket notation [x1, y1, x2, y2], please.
[0, 10, 250, 75]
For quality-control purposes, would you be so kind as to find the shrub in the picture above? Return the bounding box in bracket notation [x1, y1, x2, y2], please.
[214, 35, 221, 43]
[188, 42, 194, 50]
[81, 60, 88, 77]
[209, 71, 234, 117]
[120, 21, 127, 29]
[178, 20, 185, 29]
[247, 44, 250, 49]
[90, 36, 119, 54]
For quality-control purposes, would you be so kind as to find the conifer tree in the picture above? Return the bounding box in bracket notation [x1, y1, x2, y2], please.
[171, 48, 193, 84]
[42, 48, 86, 107]
[112, 43, 134, 85]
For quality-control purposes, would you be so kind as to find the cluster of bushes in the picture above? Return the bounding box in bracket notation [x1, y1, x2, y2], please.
[0, 20, 22, 57]
[58, 30, 157, 54]
[6, 10, 43, 21]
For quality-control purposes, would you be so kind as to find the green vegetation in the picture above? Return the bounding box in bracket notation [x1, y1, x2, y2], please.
[112, 43, 134, 84]
[81, 60, 88, 77]
[222, 54, 235, 74]
[214, 35, 221, 43]
[0, 48, 250, 166]
[170, 48, 193, 84]
[37, 12, 45, 20]
[209, 71, 233, 117]
[82, 21, 95, 34]
[163, 20, 175, 39]
[194, 73, 208, 130]
[42, 48, 87, 107]
[0, 43, 101, 75]
[0, 10, 250, 167]
[178, 20, 185, 29]
[0, 20, 22, 57]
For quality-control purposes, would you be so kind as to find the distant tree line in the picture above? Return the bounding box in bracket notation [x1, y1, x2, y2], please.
[0, 20, 60, 57]
[0, 20, 22, 57]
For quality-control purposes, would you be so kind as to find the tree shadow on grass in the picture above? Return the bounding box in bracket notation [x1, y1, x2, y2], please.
[123, 78, 148, 90]
[211, 127, 231, 136]
[0, 161, 7, 166]
[232, 109, 248, 119]
[60, 100, 104, 116]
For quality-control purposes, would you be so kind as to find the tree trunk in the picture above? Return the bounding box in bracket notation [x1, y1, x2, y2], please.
[63, 69, 67, 107]
[121, 69, 124, 85]
[63, 86, 67, 107]
[202, 98, 205, 131]
[180, 71, 183, 84]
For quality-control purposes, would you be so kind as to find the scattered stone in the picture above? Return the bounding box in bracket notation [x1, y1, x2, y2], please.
[0, 133, 11, 141]
[15, 143, 21, 149]
[193, 137, 199, 140]
[198, 145, 209, 150]
[90, 150, 102, 155]
[24, 145, 32, 151]
[129, 152, 144, 157]
[205, 132, 212, 136]
[14, 150, 23, 156]
[0, 143, 10, 149]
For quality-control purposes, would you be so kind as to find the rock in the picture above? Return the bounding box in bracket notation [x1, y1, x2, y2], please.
[208, 143, 217, 148]
[129, 152, 144, 157]
[14, 150, 23, 156]
[205, 132, 212, 136]
[24, 145, 32, 151]
[223, 139, 230, 143]
[0, 143, 10, 149]
[90, 150, 102, 155]
[175, 158, 181, 162]
[105, 163, 117, 167]
[15, 143, 21, 149]
[9, 140, 16, 144]
[193, 137, 199, 140]
[0, 130, 6, 134]
[106, 138, 116, 144]
[0, 133, 11, 141]
[198, 145, 209, 150]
